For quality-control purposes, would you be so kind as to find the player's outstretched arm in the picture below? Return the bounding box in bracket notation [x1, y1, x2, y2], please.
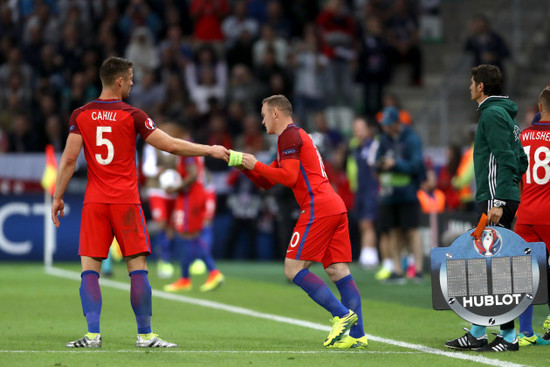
[146, 128, 229, 161]
[52, 133, 83, 227]
[236, 153, 276, 190]
[246, 154, 300, 188]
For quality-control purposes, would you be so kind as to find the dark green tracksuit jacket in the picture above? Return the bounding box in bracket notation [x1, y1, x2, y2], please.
[473, 96, 528, 202]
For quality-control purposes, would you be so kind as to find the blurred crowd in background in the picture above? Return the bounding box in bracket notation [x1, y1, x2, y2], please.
[0, 0, 432, 153]
[0, 0, 532, 265]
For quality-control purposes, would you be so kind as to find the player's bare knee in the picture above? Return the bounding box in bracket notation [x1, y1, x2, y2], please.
[284, 265, 298, 281]
[284, 259, 311, 281]
[325, 262, 351, 283]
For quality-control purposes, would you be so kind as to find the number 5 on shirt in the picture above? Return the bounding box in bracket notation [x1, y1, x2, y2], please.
[96, 126, 114, 165]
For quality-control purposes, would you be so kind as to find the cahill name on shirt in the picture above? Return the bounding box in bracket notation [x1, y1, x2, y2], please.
[91, 111, 117, 121]
[522, 130, 550, 142]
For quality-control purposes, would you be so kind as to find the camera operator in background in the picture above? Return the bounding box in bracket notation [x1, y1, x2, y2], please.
[374, 106, 425, 283]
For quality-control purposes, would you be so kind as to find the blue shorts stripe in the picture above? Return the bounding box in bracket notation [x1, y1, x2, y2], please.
[137, 204, 150, 252]
[296, 218, 314, 259]
[296, 164, 315, 259]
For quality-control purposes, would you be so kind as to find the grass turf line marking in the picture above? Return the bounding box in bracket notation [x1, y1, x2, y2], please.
[46, 267, 527, 367]
[0, 350, 419, 354]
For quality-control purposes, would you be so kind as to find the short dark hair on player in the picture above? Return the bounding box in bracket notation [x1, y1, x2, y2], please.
[539, 86, 550, 111]
[471, 64, 503, 96]
[99, 57, 133, 86]
[262, 95, 292, 116]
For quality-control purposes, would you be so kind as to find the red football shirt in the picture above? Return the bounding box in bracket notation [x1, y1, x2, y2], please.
[516, 121, 550, 225]
[69, 99, 156, 204]
[177, 156, 206, 194]
[272, 124, 346, 218]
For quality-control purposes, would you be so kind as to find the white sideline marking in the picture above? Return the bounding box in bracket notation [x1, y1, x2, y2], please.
[1, 350, 419, 354]
[45, 267, 527, 367]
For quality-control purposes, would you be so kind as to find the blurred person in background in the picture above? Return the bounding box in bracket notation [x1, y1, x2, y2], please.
[357, 16, 390, 118]
[316, 0, 356, 108]
[254, 45, 290, 91]
[185, 45, 227, 114]
[142, 122, 183, 279]
[291, 23, 328, 128]
[44, 114, 67, 153]
[164, 128, 225, 292]
[464, 14, 510, 78]
[225, 100, 246, 137]
[1, 70, 32, 112]
[226, 64, 262, 114]
[417, 167, 445, 250]
[437, 144, 462, 211]
[128, 69, 166, 117]
[253, 24, 288, 69]
[159, 72, 189, 120]
[0, 5, 18, 42]
[0, 49, 33, 100]
[312, 112, 344, 152]
[157, 25, 193, 75]
[221, 0, 259, 48]
[451, 126, 476, 212]
[124, 26, 160, 85]
[375, 106, 425, 283]
[21, 22, 45, 70]
[7, 113, 41, 153]
[234, 113, 268, 153]
[417, 168, 445, 215]
[118, 0, 162, 44]
[61, 72, 98, 119]
[264, 0, 292, 39]
[375, 93, 413, 126]
[348, 117, 380, 269]
[385, 0, 422, 86]
[226, 28, 255, 70]
[57, 22, 86, 80]
[189, 0, 229, 48]
[225, 166, 264, 260]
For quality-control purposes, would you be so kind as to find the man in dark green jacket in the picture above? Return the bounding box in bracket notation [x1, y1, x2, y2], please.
[445, 64, 528, 352]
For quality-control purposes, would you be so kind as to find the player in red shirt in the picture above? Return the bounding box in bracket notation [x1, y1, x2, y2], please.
[237, 95, 366, 348]
[142, 122, 183, 279]
[51, 57, 229, 349]
[515, 86, 550, 346]
[164, 145, 224, 293]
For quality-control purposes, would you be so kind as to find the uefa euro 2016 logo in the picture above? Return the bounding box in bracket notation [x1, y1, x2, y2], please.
[473, 228, 502, 257]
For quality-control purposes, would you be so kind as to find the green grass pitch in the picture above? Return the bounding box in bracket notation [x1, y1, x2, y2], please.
[0, 261, 548, 367]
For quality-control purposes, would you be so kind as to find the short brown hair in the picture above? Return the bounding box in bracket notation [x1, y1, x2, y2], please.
[470, 64, 503, 96]
[262, 94, 292, 116]
[539, 86, 550, 111]
[99, 57, 133, 86]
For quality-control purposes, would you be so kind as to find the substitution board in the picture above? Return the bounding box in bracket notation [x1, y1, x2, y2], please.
[431, 226, 548, 326]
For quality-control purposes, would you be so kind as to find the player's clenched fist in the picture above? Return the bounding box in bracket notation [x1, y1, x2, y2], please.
[209, 145, 230, 162]
[241, 153, 258, 170]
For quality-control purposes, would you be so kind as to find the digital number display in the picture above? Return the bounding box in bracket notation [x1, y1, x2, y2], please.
[467, 259, 488, 296]
[492, 257, 512, 294]
[446, 256, 533, 296]
[513, 256, 533, 293]
[447, 259, 467, 297]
